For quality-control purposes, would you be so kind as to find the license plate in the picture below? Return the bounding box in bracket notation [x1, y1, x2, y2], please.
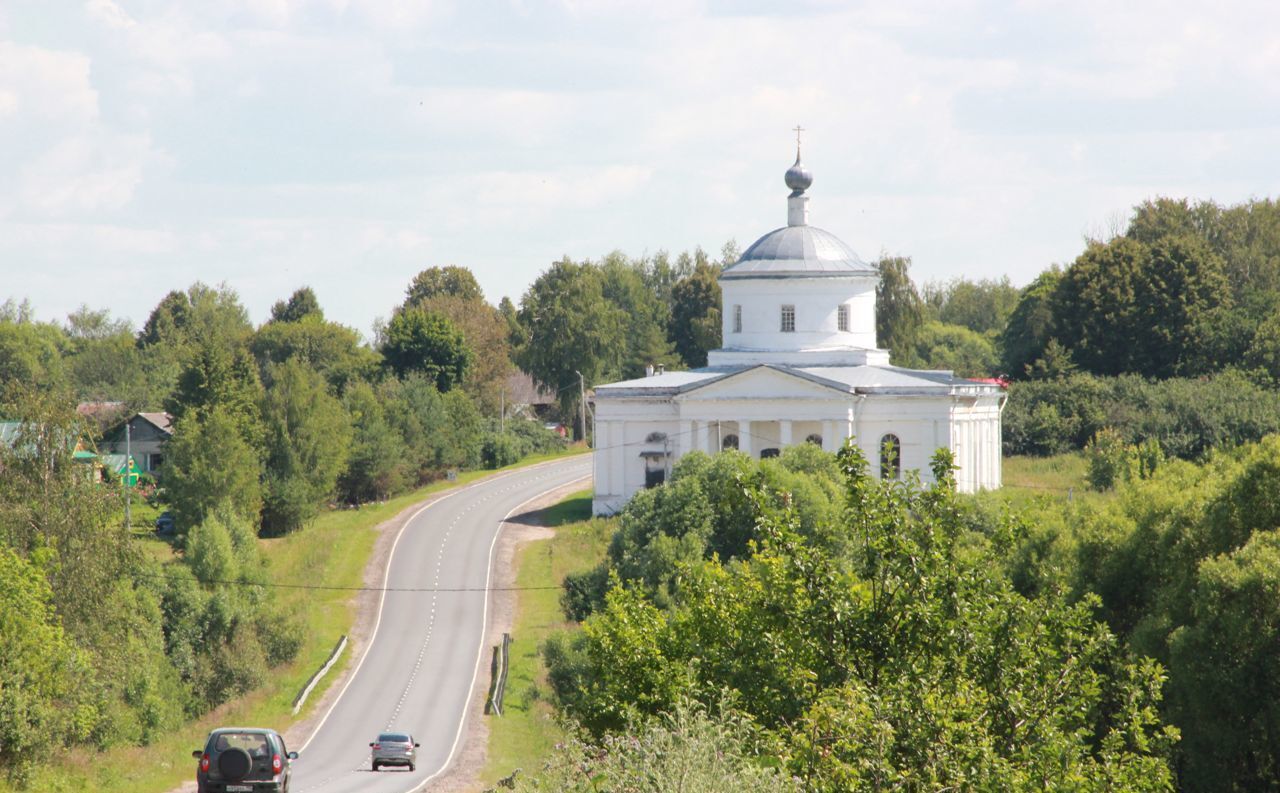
[227, 786, 253, 792]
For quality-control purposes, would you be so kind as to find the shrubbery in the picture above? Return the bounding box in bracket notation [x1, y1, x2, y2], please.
[481, 419, 567, 469]
[1003, 436, 1280, 791]
[1004, 370, 1280, 458]
[546, 445, 1176, 789]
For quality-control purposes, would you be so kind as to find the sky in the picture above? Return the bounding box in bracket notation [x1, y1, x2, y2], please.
[2, 0, 1279, 339]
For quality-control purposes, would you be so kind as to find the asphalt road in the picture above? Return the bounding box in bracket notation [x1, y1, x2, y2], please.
[288, 456, 592, 793]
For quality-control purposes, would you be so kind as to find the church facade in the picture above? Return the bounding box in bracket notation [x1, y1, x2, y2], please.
[591, 150, 1005, 515]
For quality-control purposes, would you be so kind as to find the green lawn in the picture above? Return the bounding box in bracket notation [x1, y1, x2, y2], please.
[5, 447, 587, 793]
[997, 452, 1113, 508]
[479, 491, 613, 790]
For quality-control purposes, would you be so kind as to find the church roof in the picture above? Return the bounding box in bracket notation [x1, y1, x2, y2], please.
[593, 364, 1002, 398]
[721, 225, 873, 279]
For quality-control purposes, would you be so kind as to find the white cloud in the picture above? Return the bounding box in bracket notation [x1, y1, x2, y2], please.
[0, 42, 98, 123]
[18, 134, 151, 215]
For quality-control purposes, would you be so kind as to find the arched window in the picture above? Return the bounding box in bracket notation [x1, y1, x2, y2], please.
[645, 432, 668, 443]
[880, 434, 901, 480]
[760, 448, 780, 459]
[722, 434, 739, 450]
[805, 433, 823, 446]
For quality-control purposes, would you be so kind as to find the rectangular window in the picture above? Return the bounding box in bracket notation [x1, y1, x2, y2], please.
[781, 304, 795, 332]
[837, 304, 849, 332]
[733, 304, 742, 333]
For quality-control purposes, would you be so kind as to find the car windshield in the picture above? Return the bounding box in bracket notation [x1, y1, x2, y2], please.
[214, 733, 272, 754]
[377, 734, 410, 743]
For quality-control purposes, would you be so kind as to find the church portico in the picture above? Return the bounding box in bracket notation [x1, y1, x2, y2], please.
[590, 145, 1004, 515]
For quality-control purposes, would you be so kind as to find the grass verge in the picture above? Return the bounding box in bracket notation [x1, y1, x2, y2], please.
[5, 447, 588, 793]
[479, 490, 613, 789]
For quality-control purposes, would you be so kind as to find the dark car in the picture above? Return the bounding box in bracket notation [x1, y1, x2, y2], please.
[154, 511, 175, 535]
[370, 732, 419, 771]
[194, 727, 297, 793]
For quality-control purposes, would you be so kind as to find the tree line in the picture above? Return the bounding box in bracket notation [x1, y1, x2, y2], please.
[875, 197, 1280, 461]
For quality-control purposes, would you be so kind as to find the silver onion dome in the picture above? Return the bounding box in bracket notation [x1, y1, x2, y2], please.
[784, 151, 813, 194]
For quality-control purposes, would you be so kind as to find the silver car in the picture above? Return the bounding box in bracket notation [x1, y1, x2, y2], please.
[369, 732, 418, 772]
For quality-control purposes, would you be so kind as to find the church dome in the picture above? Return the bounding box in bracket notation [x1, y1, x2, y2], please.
[721, 147, 874, 280]
[721, 225, 872, 279]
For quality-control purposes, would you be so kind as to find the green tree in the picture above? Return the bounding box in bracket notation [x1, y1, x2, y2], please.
[1168, 530, 1280, 791]
[259, 360, 352, 535]
[0, 548, 95, 784]
[1001, 267, 1063, 378]
[250, 315, 377, 394]
[518, 259, 626, 436]
[381, 307, 472, 391]
[268, 286, 323, 324]
[137, 289, 192, 349]
[402, 292, 512, 415]
[404, 265, 484, 304]
[0, 316, 67, 403]
[338, 380, 408, 503]
[1131, 235, 1229, 377]
[923, 276, 1020, 335]
[167, 341, 265, 448]
[875, 255, 924, 358]
[600, 253, 681, 378]
[547, 448, 1176, 788]
[668, 261, 721, 368]
[1054, 237, 1147, 375]
[902, 320, 998, 377]
[164, 408, 263, 533]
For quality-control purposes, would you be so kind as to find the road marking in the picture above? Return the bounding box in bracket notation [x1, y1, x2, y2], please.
[414, 471, 592, 792]
[296, 458, 589, 758]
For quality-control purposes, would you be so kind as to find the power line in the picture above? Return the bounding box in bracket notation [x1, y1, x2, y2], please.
[136, 571, 565, 593]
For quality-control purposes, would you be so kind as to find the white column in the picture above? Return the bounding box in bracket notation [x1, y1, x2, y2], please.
[738, 420, 753, 457]
[595, 421, 610, 495]
[611, 423, 625, 496]
[821, 420, 835, 452]
[681, 420, 694, 457]
[697, 420, 710, 454]
[780, 419, 793, 448]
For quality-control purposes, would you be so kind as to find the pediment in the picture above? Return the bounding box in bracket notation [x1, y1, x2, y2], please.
[674, 366, 848, 402]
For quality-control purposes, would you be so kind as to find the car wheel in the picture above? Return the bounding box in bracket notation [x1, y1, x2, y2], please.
[372, 761, 379, 772]
[409, 763, 415, 772]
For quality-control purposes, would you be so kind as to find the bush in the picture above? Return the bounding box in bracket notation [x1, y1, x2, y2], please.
[481, 420, 568, 469]
[480, 433, 522, 469]
[1005, 370, 1280, 459]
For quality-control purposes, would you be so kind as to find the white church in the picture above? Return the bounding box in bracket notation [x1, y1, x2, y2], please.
[591, 148, 1006, 515]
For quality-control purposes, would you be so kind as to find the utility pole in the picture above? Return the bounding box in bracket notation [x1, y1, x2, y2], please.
[575, 370, 587, 446]
[124, 418, 131, 531]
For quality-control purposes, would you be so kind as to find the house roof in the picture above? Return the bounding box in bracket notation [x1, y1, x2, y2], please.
[135, 412, 174, 435]
[505, 371, 557, 406]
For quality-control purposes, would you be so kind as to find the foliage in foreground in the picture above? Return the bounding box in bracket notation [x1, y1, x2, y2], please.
[1006, 436, 1280, 791]
[545, 446, 1176, 791]
[508, 702, 800, 793]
